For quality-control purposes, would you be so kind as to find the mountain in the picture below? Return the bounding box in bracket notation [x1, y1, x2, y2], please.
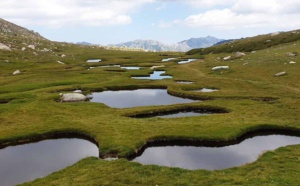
[76, 41, 93, 45]
[110, 36, 224, 52]
[0, 18, 46, 41]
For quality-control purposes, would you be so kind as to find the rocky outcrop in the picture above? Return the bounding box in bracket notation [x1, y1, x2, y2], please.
[60, 93, 88, 102]
[274, 71, 286, 77]
[236, 52, 246, 57]
[13, 70, 21, 75]
[223, 56, 231, 61]
[212, 66, 229, 71]
[0, 43, 11, 51]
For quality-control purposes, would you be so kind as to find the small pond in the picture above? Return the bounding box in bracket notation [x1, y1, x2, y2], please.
[194, 88, 218, 92]
[132, 71, 172, 80]
[121, 66, 142, 70]
[178, 59, 197, 64]
[87, 59, 102, 63]
[100, 65, 121, 68]
[132, 134, 300, 170]
[162, 58, 176, 62]
[176, 81, 194, 84]
[89, 89, 197, 108]
[0, 138, 98, 186]
[133, 111, 211, 118]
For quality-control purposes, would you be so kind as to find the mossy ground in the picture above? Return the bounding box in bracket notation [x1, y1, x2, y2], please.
[0, 33, 299, 185]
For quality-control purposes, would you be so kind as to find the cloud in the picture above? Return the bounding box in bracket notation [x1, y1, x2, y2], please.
[0, 0, 154, 27]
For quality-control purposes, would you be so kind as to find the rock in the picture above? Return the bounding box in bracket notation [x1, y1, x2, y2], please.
[61, 54, 66, 58]
[21, 47, 26, 51]
[73, 90, 82, 93]
[251, 51, 256, 54]
[13, 70, 21, 75]
[212, 66, 229, 71]
[289, 61, 296, 64]
[60, 93, 88, 102]
[274, 71, 286, 77]
[266, 40, 272, 43]
[223, 56, 231, 61]
[0, 43, 11, 51]
[57, 61, 65, 64]
[28, 45, 35, 50]
[286, 52, 296, 57]
[236, 52, 246, 57]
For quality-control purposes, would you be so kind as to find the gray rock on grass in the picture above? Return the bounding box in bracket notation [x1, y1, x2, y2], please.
[0, 43, 11, 51]
[274, 71, 286, 77]
[60, 93, 88, 102]
[212, 66, 229, 71]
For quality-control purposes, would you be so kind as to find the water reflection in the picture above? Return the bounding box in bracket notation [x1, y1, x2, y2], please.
[86, 59, 102, 63]
[178, 59, 197, 64]
[156, 112, 209, 118]
[162, 58, 176, 62]
[195, 88, 218, 92]
[89, 89, 197, 108]
[132, 71, 172, 80]
[132, 135, 300, 170]
[176, 81, 194, 84]
[0, 138, 98, 186]
[121, 66, 142, 70]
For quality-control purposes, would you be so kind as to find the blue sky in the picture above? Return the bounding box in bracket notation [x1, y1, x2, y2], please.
[1, 0, 300, 45]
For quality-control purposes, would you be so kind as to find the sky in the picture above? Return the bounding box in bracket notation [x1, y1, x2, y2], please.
[1, 0, 300, 45]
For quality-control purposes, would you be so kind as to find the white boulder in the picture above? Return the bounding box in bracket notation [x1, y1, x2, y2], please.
[223, 56, 231, 61]
[21, 47, 26, 51]
[236, 52, 246, 57]
[61, 54, 66, 58]
[60, 93, 88, 102]
[289, 61, 296, 64]
[150, 65, 164, 70]
[212, 66, 229, 71]
[274, 71, 286, 77]
[28, 45, 35, 50]
[13, 70, 21, 75]
[0, 43, 11, 51]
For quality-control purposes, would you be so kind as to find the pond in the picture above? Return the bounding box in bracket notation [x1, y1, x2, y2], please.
[131, 71, 172, 80]
[86, 59, 102, 63]
[194, 88, 218, 92]
[0, 138, 98, 186]
[89, 89, 197, 108]
[132, 111, 212, 118]
[176, 81, 194, 84]
[132, 134, 300, 170]
[178, 59, 197, 64]
[121, 66, 142, 70]
[162, 58, 176, 62]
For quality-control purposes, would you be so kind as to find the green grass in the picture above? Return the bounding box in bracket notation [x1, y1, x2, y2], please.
[0, 31, 299, 185]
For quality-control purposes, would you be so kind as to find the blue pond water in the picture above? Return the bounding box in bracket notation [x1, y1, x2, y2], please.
[131, 71, 172, 80]
[132, 134, 300, 170]
[86, 59, 102, 63]
[0, 138, 98, 186]
[89, 89, 197, 108]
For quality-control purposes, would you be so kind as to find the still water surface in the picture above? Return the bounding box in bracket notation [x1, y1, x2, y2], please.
[89, 89, 197, 108]
[0, 138, 98, 186]
[132, 134, 300, 170]
[132, 71, 172, 80]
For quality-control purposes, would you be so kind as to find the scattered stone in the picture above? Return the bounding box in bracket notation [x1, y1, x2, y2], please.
[289, 61, 296, 64]
[236, 52, 246, 57]
[251, 51, 256, 54]
[21, 47, 26, 51]
[212, 66, 229, 71]
[266, 40, 272, 43]
[61, 54, 66, 58]
[60, 93, 88, 102]
[28, 45, 35, 50]
[57, 61, 65, 64]
[42, 48, 50, 52]
[33, 52, 38, 56]
[223, 56, 231, 61]
[274, 71, 286, 77]
[73, 90, 82, 93]
[0, 43, 11, 51]
[13, 70, 21, 75]
[286, 52, 297, 57]
[150, 65, 164, 70]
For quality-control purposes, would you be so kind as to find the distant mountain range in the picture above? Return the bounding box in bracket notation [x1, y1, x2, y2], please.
[108, 36, 224, 52]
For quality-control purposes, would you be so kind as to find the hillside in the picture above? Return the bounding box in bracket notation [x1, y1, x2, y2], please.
[187, 30, 300, 55]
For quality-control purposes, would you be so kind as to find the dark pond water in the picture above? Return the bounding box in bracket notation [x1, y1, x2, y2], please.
[162, 58, 176, 62]
[194, 88, 218, 92]
[89, 89, 197, 108]
[151, 112, 209, 118]
[86, 59, 102, 63]
[132, 134, 300, 170]
[131, 71, 172, 80]
[178, 59, 197, 64]
[0, 138, 98, 186]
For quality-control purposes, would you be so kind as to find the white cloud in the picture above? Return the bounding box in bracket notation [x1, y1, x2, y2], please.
[0, 0, 154, 27]
[185, 0, 235, 8]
